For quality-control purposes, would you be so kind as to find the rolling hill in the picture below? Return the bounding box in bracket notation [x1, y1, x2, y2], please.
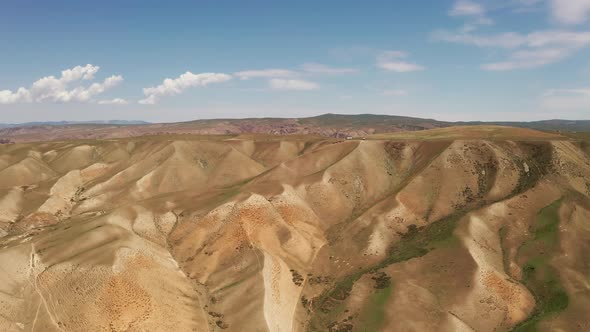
[0, 126, 589, 331]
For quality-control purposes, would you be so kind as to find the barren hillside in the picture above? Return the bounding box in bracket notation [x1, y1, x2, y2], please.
[0, 127, 589, 331]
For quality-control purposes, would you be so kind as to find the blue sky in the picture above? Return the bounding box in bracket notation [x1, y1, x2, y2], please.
[1, 0, 589, 122]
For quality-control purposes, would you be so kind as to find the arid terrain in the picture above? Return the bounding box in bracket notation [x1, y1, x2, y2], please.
[0, 125, 589, 331]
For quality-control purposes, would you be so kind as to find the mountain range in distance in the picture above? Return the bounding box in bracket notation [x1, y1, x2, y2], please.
[0, 120, 150, 128]
[0, 113, 588, 143]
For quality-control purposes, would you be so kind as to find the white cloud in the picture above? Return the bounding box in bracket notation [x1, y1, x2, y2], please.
[377, 51, 425, 72]
[98, 98, 128, 105]
[269, 79, 319, 91]
[449, 0, 493, 26]
[435, 29, 590, 70]
[61, 64, 99, 82]
[139, 72, 232, 104]
[234, 64, 356, 82]
[448, 0, 540, 22]
[541, 87, 590, 110]
[450, 0, 485, 17]
[482, 48, 571, 70]
[435, 30, 590, 48]
[56, 75, 123, 103]
[234, 69, 296, 80]
[0, 88, 31, 104]
[433, 30, 525, 48]
[379, 62, 425, 72]
[382, 89, 409, 96]
[0, 64, 123, 104]
[138, 95, 157, 105]
[527, 30, 590, 47]
[300, 63, 358, 74]
[551, 0, 590, 25]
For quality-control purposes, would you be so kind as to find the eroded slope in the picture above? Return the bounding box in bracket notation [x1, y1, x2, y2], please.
[0, 130, 589, 331]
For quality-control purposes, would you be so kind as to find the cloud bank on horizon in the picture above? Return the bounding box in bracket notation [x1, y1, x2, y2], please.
[0, 0, 590, 122]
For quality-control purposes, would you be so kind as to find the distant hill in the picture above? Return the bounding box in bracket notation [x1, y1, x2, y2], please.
[301, 114, 590, 132]
[481, 119, 590, 132]
[0, 113, 588, 143]
[0, 120, 150, 128]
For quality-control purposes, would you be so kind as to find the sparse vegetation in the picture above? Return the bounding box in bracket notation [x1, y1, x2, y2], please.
[358, 285, 392, 331]
[371, 271, 391, 289]
[215, 320, 229, 329]
[511, 143, 554, 198]
[309, 212, 462, 330]
[513, 199, 569, 331]
[290, 269, 304, 286]
[308, 275, 332, 285]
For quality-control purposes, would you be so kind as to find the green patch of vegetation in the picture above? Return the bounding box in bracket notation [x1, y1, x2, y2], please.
[424, 188, 439, 221]
[358, 285, 393, 331]
[512, 198, 569, 332]
[533, 199, 561, 246]
[308, 212, 462, 331]
[388, 214, 460, 259]
[509, 143, 554, 200]
[299, 141, 315, 156]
